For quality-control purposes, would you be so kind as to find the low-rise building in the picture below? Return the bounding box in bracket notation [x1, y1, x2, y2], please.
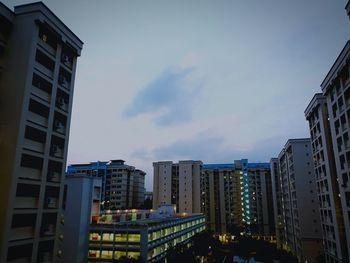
[88, 205, 206, 262]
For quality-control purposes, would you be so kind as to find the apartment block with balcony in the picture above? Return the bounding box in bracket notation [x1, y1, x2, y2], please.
[0, 2, 83, 262]
[320, 40, 350, 262]
[270, 158, 286, 250]
[305, 93, 349, 262]
[278, 139, 323, 262]
[201, 160, 275, 236]
[66, 160, 146, 211]
[152, 160, 202, 213]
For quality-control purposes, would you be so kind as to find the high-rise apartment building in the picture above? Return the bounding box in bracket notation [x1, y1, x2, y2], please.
[305, 93, 349, 262]
[201, 160, 275, 236]
[66, 160, 146, 210]
[0, 2, 83, 262]
[278, 139, 323, 262]
[152, 160, 202, 213]
[270, 158, 286, 250]
[321, 42, 350, 256]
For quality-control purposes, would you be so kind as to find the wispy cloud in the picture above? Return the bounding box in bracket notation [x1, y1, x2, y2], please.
[123, 67, 202, 126]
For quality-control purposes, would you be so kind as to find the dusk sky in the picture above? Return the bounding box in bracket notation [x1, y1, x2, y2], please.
[4, 0, 350, 190]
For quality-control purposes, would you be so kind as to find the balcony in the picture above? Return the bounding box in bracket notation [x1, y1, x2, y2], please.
[27, 111, 48, 127]
[38, 26, 57, 57]
[9, 226, 35, 241]
[58, 67, 71, 91]
[58, 75, 69, 90]
[31, 85, 51, 103]
[35, 60, 53, 79]
[41, 223, 55, 236]
[53, 119, 66, 135]
[47, 171, 61, 183]
[23, 138, 44, 153]
[38, 37, 56, 56]
[39, 251, 53, 263]
[50, 145, 63, 158]
[55, 95, 68, 112]
[45, 197, 58, 209]
[14, 197, 38, 209]
[35, 49, 55, 79]
[19, 167, 41, 181]
[61, 53, 73, 69]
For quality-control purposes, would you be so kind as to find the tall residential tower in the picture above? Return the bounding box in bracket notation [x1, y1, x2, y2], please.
[278, 139, 323, 262]
[201, 160, 275, 235]
[0, 2, 83, 262]
[152, 160, 202, 213]
[305, 93, 348, 262]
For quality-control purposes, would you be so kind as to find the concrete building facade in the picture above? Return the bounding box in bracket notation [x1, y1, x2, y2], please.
[278, 139, 323, 262]
[201, 160, 275, 236]
[321, 41, 350, 256]
[305, 93, 349, 262]
[0, 2, 83, 262]
[152, 160, 202, 213]
[63, 175, 102, 263]
[66, 160, 146, 211]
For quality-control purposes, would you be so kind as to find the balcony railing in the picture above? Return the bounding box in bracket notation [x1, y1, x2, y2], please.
[32, 85, 51, 103]
[19, 167, 41, 180]
[14, 197, 39, 209]
[45, 197, 58, 209]
[9, 226, 34, 241]
[23, 138, 45, 153]
[27, 111, 48, 127]
[35, 61, 53, 79]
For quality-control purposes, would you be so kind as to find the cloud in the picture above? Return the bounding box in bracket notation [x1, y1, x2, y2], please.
[130, 132, 290, 165]
[123, 67, 202, 126]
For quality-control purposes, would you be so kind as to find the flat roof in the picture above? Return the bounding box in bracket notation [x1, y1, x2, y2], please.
[14, 2, 83, 46]
[92, 213, 205, 228]
[203, 162, 270, 170]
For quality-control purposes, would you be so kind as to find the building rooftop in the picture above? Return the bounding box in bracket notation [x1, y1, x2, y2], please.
[13, 1, 83, 49]
[67, 160, 144, 174]
[92, 205, 204, 227]
[203, 162, 270, 170]
[304, 93, 326, 118]
[321, 40, 350, 94]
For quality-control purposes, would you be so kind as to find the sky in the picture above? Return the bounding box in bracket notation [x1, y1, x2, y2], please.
[4, 0, 350, 190]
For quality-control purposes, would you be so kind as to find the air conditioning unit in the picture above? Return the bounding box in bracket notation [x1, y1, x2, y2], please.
[62, 54, 70, 64]
[51, 145, 62, 157]
[46, 197, 57, 208]
[57, 96, 65, 107]
[51, 144, 58, 153]
[54, 120, 65, 133]
[58, 75, 67, 88]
